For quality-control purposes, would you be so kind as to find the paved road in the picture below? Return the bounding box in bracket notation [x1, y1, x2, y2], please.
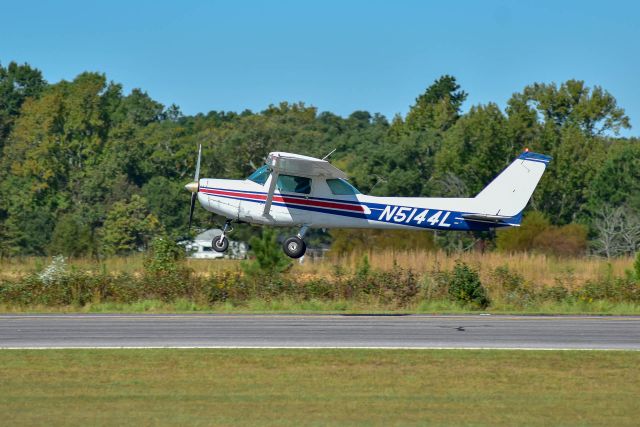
[1, 314, 639, 350]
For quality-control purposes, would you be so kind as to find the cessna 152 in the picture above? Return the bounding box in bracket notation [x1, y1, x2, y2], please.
[185, 147, 551, 258]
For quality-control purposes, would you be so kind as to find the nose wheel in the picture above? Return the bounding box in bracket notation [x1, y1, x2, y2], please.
[212, 220, 232, 253]
[282, 226, 308, 259]
[212, 235, 229, 252]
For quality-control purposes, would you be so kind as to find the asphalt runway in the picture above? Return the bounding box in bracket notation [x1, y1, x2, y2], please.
[1, 314, 639, 350]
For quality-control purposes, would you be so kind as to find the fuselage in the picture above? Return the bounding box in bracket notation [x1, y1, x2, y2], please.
[198, 176, 506, 232]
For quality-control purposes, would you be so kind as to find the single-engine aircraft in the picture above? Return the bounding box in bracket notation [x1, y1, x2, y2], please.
[185, 147, 551, 258]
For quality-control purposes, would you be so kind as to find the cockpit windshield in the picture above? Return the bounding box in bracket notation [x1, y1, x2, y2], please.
[247, 165, 270, 185]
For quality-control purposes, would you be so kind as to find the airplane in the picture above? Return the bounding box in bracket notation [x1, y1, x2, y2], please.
[185, 147, 551, 258]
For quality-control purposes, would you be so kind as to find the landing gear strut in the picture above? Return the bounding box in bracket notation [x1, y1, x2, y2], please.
[283, 226, 308, 259]
[212, 220, 232, 253]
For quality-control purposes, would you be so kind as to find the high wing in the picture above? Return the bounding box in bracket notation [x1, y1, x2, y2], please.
[262, 152, 347, 216]
[267, 152, 347, 179]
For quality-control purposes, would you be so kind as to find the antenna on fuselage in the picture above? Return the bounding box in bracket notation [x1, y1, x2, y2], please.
[369, 175, 387, 194]
[322, 148, 337, 160]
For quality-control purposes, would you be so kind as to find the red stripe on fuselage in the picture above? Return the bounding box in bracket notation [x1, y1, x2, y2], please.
[201, 188, 365, 212]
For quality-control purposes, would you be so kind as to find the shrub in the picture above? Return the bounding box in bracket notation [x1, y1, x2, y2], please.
[533, 223, 588, 257]
[103, 273, 141, 304]
[492, 265, 525, 292]
[143, 237, 184, 275]
[447, 261, 489, 308]
[207, 271, 244, 303]
[242, 229, 291, 278]
[375, 265, 419, 306]
[422, 271, 449, 300]
[38, 255, 69, 285]
[540, 285, 569, 302]
[491, 265, 539, 307]
[496, 211, 588, 257]
[578, 275, 640, 303]
[496, 211, 549, 252]
[356, 254, 371, 278]
[140, 236, 194, 302]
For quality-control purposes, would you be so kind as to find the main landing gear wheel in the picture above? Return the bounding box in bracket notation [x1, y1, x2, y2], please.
[283, 236, 306, 259]
[212, 235, 229, 253]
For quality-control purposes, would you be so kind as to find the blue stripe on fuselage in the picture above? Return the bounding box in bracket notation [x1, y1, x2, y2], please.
[203, 187, 502, 231]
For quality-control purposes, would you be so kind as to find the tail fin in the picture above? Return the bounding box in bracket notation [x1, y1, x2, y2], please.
[473, 151, 551, 219]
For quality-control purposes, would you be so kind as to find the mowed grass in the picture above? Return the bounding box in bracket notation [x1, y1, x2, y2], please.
[1, 349, 638, 426]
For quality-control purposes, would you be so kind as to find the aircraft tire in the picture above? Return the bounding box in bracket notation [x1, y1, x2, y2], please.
[283, 236, 306, 258]
[212, 235, 229, 252]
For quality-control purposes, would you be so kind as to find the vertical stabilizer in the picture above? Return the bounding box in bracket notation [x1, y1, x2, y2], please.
[473, 151, 551, 218]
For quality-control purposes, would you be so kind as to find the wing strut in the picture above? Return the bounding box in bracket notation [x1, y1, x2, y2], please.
[263, 155, 281, 216]
[263, 170, 279, 216]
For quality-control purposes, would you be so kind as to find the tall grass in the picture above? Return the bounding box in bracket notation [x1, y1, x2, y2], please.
[2, 250, 633, 286]
[1, 250, 638, 314]
[297, 250, 634, 289]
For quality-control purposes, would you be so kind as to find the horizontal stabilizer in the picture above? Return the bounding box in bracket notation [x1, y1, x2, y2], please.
[461, 213, 519, 226]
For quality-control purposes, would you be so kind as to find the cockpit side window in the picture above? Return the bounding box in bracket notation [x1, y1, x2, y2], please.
[247, 165, 270, 185]
[326, 178, 360, 195]
[277, 174, 312, 194]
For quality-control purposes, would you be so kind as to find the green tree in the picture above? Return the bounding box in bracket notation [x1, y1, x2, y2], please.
[521, 80, 630, 136]
[48, 212, 93, 257]
[434, 103, 513, 196]
[588, 140, 640, 213]
[100, 195, 161, 255]
[3, 72, 115, 193]
[0, 61, 46, 150]
[347, 127, 439, 197]
[142, 176, 187, 237]
[242, 229, 291, 277]
[534, 126, 606, 223]
[405, 75, 467, 132]
[505, 80, 627, 223]
[0, 183, 55, 256]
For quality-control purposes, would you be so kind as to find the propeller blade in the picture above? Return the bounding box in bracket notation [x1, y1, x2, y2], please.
[188, 144, 202, 232]
[194, 144, 202, 182]
[188, 192, 197, 230]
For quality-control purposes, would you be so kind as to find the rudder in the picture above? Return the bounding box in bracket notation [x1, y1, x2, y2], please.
[473, 151, 551, 218]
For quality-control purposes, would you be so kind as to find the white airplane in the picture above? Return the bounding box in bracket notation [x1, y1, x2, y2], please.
[185, 147, 551, 258]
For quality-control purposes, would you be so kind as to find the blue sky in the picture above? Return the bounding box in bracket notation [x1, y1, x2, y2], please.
[2, 0, 639, 136]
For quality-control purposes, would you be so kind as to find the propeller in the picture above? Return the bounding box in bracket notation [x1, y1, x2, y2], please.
[185, 144, 202, 231]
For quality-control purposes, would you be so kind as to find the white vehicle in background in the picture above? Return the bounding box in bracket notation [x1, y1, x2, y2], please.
[185, 146, 551, 259]
[184, 229, 248, 259]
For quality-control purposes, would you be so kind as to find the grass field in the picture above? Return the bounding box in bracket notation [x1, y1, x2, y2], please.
[1, 349, 638, 426]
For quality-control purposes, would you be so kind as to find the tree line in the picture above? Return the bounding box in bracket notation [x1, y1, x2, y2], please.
[0, 61, 638, 258]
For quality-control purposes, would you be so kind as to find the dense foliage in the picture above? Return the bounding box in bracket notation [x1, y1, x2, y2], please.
[0, 61, 638, 257]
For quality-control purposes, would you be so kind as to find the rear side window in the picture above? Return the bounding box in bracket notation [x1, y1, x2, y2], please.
[277, 175, 311, 194]
[326, 178, 360, 195]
